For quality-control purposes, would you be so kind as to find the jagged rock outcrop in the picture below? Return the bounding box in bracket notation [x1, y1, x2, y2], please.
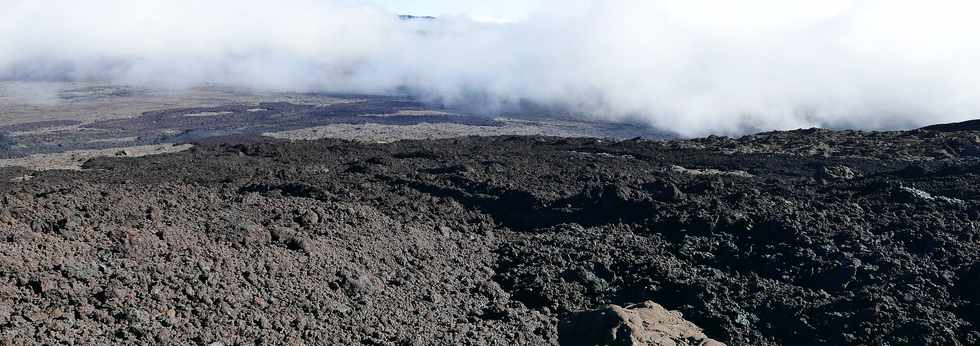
[560, 301, 725, 346]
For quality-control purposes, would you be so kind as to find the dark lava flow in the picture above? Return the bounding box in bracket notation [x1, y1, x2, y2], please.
[0, 98, 499, 159]
[1, 122, 979, 345]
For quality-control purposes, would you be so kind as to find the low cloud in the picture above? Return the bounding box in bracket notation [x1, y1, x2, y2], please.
[2, 0, 978, 136]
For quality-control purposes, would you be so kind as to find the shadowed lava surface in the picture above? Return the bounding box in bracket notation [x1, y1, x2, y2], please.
[0, 123, 979, 345]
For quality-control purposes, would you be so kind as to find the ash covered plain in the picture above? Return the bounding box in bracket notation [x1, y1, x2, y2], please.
[1, 82, 979, 345]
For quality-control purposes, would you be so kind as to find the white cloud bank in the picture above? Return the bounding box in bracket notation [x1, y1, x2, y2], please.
[2, 0, 979, 136]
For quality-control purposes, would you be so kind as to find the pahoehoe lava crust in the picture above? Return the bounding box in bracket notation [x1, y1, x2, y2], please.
[1, 125, 979, 345]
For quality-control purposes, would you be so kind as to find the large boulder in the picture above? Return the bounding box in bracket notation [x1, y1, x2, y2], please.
[818, 164, 859, 180]
[559, 301, 725, 346]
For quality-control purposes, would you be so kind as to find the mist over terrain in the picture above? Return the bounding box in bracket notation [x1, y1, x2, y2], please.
[2, 0, 978, 136]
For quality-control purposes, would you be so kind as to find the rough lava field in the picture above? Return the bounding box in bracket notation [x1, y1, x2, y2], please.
[1, 84, 980, 345]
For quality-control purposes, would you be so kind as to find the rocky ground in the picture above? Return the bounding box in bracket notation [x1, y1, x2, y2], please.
[1, 120, 979, 345]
